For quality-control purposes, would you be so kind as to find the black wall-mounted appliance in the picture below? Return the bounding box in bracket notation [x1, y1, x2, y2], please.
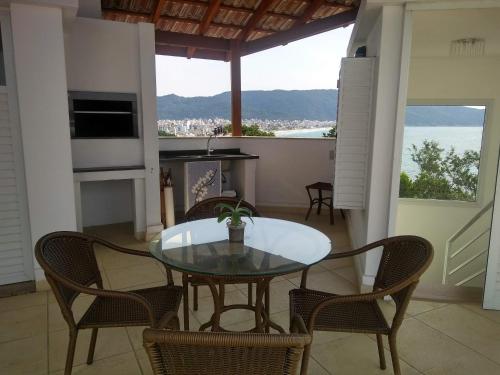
[68, 91, 138, 138]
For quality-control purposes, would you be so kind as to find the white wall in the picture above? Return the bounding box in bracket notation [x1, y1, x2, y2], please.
[81, 180, 133, 227]
[159, 137, 335, 208]
[66, 17, 144, 169]
[65, 18, 162, 233]
[396, 9, 500, 287]
[11, 3, 77, 280]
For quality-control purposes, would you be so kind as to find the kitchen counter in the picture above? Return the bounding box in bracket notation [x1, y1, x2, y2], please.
[159, 148, 259, 162]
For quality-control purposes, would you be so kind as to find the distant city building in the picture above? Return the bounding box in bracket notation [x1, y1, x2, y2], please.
[157, 118, 335, 136]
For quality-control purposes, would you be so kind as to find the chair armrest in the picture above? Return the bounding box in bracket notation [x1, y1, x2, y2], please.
[92, 237, 175, 286]
[54, 273, 157, 325]
[306, 290, 389, 332]
[324, 238, 390, 261]
[300, 240, 389, 289]
[290, 313, 309, 334]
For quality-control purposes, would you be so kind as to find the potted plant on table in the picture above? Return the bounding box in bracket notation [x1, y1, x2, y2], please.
[216, 200, 254, 243]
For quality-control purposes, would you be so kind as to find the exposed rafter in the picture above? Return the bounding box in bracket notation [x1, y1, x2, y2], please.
[239, 0, 276, 42]
[189, 0, 223, 58]
[242, 8, 357, 55]
[156, 44, 229, 60]
[151, 0, 167, 24]
[296, 0, 324, 26]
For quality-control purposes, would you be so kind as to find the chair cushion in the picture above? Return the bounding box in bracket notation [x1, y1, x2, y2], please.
[78, 285, 182, 329]
[289, 288, 390, 334]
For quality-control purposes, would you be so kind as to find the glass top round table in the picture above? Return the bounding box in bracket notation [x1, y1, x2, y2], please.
[149, 217, 332, 278]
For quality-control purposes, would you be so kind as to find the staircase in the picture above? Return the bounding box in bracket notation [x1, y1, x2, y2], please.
[443, 201, 493, 288]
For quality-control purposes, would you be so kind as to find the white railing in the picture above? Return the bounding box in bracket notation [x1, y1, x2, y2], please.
[442, 200, 493, 287]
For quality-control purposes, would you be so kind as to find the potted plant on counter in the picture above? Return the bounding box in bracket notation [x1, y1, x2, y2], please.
[216, 200, 254, 243]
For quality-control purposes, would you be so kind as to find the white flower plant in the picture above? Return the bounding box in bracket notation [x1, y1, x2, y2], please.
[191, 169, 217, 203]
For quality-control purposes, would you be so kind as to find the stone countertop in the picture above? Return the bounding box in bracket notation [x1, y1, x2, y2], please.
[73, 165, 145, 173]
[159, 148, 259, 162]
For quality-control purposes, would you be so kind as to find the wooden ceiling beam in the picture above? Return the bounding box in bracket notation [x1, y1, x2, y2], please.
[151, 0, 167, 24]
[156, 44, 229, 60]
[239, 0, 276, 42]
[199, 0, 222, 35]
[156, 30, 231, 51]
[241, 8, 357, 55]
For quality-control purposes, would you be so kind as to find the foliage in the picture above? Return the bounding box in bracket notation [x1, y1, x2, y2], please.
[322, 126, 337, 138]
[399, 140, 480, 201]
[158, 130, 176, 137]
[224, 124, 275, 137]
[215, 200, 254, 226]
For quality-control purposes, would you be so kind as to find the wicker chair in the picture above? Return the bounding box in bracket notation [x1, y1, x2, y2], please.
[289, 235, 433, 375]
[143, 314, 312, 375]
[35, 231, 183, 375]
[183, 197, 262, 329]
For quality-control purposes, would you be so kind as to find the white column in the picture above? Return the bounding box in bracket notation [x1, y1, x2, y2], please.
[11, 3, 77, 281]
[363, 5, 407, 283]
[138, 22, 163, 240]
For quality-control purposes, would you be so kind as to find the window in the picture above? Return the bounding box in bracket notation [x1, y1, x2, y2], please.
[399, 105, 486, 202]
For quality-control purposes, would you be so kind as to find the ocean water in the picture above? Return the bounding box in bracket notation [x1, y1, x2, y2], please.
[277, 126, 484, 177]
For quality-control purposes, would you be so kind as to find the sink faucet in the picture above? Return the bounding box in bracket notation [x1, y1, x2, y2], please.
[206, 126, 224, 155]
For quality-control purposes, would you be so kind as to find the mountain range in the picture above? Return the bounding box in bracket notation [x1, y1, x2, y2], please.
[157, 89, 485, 126]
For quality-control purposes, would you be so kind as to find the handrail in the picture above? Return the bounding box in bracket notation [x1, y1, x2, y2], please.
[448, 200, 493, 243]
[442, 200, 494, 285]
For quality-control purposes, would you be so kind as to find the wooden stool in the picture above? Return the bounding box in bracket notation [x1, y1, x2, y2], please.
[305, 182, 344, 225]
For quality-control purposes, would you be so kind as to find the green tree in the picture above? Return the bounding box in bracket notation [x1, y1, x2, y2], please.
[224, 124, 275, 137]
[322, 126, 337, 138]
[400, 140, 480, 201]
[158, 130, 176, 137]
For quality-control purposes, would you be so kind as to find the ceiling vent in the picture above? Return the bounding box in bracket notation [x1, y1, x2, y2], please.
[450, 38, 485, 57]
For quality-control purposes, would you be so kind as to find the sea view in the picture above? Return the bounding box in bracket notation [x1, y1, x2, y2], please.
[278, 126, 484, 177]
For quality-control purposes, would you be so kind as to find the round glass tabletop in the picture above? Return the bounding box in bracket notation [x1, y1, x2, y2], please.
[149, 217, 332, 278]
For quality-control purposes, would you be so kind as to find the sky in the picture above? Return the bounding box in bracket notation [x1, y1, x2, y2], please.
[155, 25, 354, 97]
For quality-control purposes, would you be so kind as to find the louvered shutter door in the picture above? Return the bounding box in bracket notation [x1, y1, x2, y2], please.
[334, 58, 374, 210]
[0, 17, 34, 285]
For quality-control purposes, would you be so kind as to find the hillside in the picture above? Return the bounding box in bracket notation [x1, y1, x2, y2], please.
[157, 90, 485, 126]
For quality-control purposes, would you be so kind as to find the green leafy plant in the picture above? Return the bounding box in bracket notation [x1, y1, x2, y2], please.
[215, 200, 254, 226]
[322, 126, 337, 138]
[399, 140, 480, 201]
[224, 124, 275, 137]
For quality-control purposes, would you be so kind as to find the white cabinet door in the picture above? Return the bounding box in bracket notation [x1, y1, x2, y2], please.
[0, 15, 34, 285]
[334, 57, 375, 210]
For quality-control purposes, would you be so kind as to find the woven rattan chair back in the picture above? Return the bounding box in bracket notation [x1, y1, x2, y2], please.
[35, 232, 102, 308]
[373, 236, 433, 325]
[185, 197, 260, 221]
[143, 329, 311, 375]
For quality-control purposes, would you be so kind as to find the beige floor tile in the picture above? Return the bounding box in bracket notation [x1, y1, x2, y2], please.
[311, 334, 421, 375]
[405, 300, 446, 317]
[48, 295, 95, 332]
[390, 317, 491, 373]
[48, 327, 133, 372]
[460, 302, 500, 325]
[105, 263, 166, 290]
[0, 335, 48, 375]
[96, 247, 157, 271]
[317, 256, 353, 271]
[415, 304, 500, 365]
[135, 348, 154, 375]
[307, 357, 331, 375]
[0, 304, 47, 343]
[423, 353, 500, 375]
[288, 270, 357, 295]
[0, 291, 47, 313]
[191, 289, 255, 328]
[50, 352, 142, 375]
[332, 266, 357, 284]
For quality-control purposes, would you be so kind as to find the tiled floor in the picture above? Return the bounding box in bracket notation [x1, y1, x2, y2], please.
[1, 209, 500, 374]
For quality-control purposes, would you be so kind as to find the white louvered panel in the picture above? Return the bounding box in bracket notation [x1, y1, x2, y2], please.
[334, 58, 375, 210]
[0, 248, 22, 259]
